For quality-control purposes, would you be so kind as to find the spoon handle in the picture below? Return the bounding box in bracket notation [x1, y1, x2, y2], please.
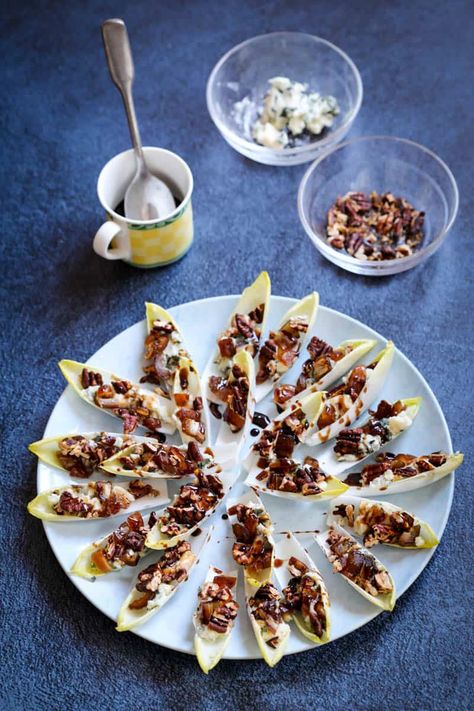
[101, 18, 145, 165]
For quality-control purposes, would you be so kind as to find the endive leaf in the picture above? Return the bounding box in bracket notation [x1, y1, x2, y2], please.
[116, 528, 212, 632]
[145, 303, 211, 446]
[279, 338, 377, 409]
[58, 359, 176, 434]
[318, 396, 422, 476]
[101, 440, 208, 479]
[327, 495, 439, 549]
[245, 463, 348, 502]
[213, 349, 255, 468]
[255, 292, 319, 403]
[274, 532, 331, 644]
[344, 451, 463, 496]
[145, 301, 180, 334]
[193, 566, 238, 673]
[305, 341, 395, 446]
[227, 488, 275, 587]
[172, 356, 211, 447]
[27, 480, 169, 522]
[315, 524, 396, 611]
[243, 391, 326, 479]
[203, 271, 271, 401]
[28, 431, 151, 476]
[70, 510, 155, 580]
[244, 577, 290, 666]
[145, 464, 234, 550]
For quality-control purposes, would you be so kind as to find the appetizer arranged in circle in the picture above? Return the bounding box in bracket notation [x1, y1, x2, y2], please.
[193, 566, 239, 673]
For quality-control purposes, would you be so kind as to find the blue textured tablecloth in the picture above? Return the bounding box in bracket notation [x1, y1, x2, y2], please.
[2, 0, 473, 708]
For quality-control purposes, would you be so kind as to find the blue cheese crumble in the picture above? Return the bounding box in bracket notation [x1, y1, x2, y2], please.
[252, 77, 339, 149]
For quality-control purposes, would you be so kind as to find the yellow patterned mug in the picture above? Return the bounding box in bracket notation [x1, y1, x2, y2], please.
[93, 147, 193, 267]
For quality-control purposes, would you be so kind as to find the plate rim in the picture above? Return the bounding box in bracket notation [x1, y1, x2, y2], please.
[37, 294, 454, 659]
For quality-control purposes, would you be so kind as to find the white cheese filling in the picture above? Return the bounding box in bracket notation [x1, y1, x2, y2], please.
[387, 409, 413, 436]
[146, 582, 175, 610]
[252, 76, 339, 149]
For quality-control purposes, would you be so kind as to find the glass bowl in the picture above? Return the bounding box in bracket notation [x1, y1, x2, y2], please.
[298, 136, 459, 276]
[206, 32, 363, 166]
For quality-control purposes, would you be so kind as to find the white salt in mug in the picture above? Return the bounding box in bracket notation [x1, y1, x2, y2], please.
[93, 147, 194, 268]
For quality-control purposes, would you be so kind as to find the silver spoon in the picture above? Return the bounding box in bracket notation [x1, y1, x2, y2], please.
[101, 19, 175, 221]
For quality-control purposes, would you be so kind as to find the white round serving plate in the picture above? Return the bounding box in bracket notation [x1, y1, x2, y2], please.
[37, 295, 453, 660]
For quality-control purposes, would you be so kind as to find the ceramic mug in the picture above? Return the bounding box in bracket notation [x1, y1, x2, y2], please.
[93, 147, 194, 268]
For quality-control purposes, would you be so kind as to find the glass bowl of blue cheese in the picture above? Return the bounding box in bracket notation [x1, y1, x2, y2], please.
[206, 32, 362, 166]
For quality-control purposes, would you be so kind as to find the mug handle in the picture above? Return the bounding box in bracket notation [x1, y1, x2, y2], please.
[93, 221, 131, 260]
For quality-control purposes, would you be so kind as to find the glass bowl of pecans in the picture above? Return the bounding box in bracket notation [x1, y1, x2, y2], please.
[298, 136, 459, 275]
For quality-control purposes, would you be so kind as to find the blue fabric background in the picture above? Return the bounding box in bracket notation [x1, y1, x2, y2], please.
[2, 0, 473, 709]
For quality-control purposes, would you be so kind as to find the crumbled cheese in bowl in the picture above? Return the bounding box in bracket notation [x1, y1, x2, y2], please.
[252, 76, 339, 149]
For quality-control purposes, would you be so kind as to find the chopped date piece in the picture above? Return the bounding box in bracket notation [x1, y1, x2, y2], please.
[257, 317, 309, 385]
[57, 433, 125, 479]
[142, 416, 162, 432]
[112, 379, 132, 394]
[96, 384, 114, 399]
[127, 480, 158, 499]
[326, 528, 393, 596]
[187, 441, 204, 463]
[248, 303, 265, 324]
[209, 402, 222, 420]
[260, 456, 329, 496]
[253, 407, 310, 467]
[218, 336, 236, 359]
[326, 191, 425, 261]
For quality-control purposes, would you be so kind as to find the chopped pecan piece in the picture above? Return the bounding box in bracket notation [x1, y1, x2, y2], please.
[326, 191, 424, 261]
[81, 368, 103, 389]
